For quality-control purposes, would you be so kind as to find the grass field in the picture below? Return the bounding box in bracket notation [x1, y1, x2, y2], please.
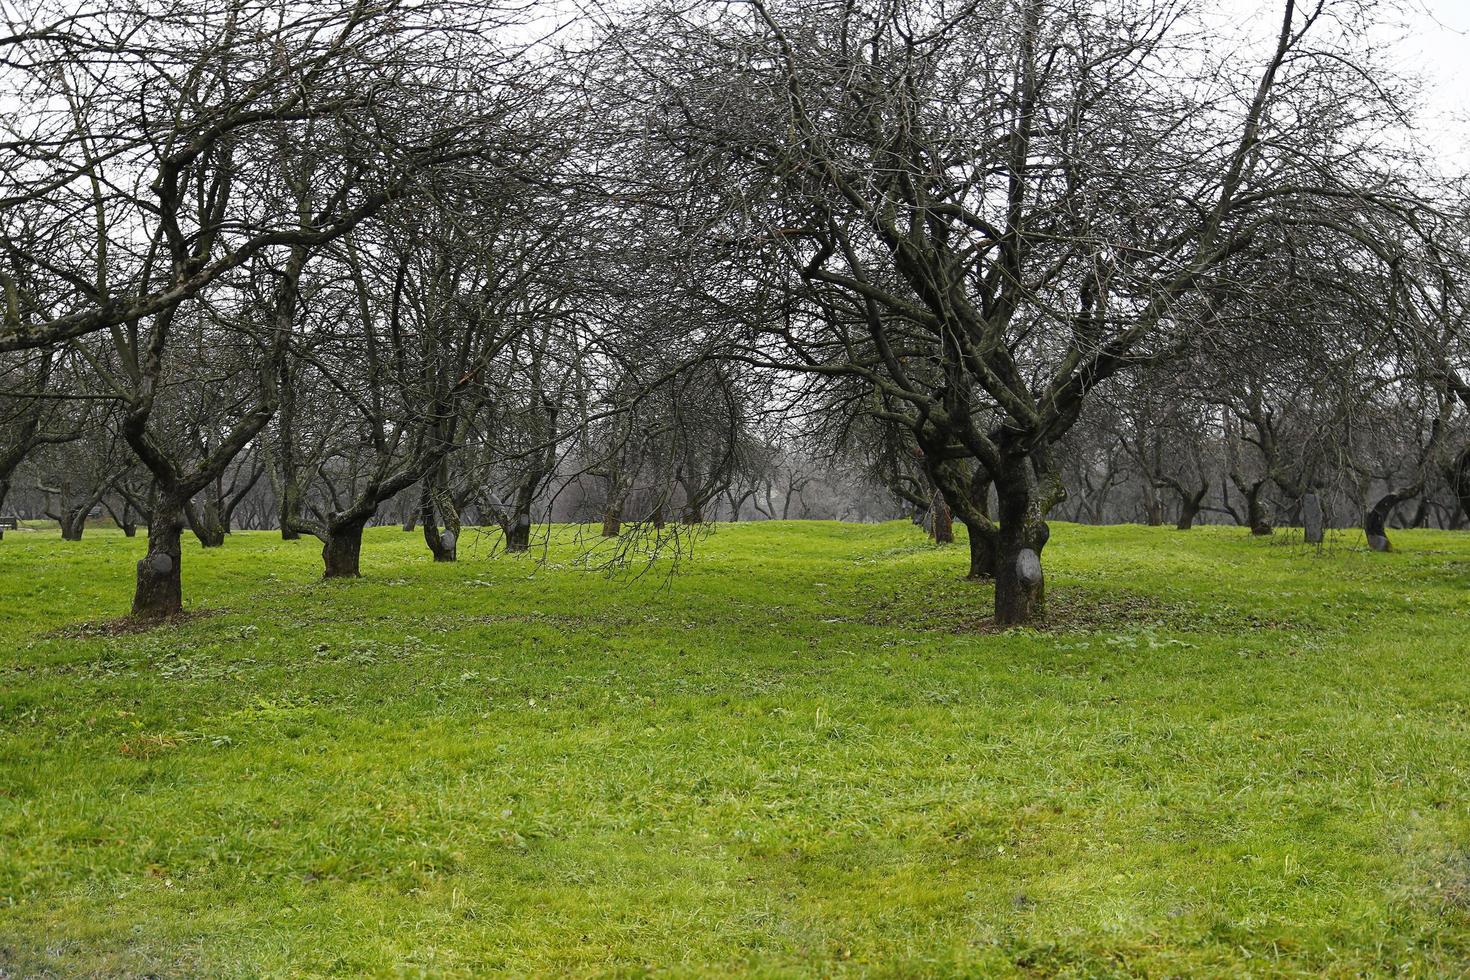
[2, 520, 1469, 977]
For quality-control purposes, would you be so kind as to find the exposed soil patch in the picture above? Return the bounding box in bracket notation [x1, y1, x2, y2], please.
[47, 608, 225, 639]
[861, 582, 1303, 635]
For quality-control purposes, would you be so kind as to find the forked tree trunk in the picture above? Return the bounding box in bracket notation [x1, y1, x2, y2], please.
[133, 497, 185, 619]
[105, 498, 139, 537]
[60, 508, 86, 541]
[423, 522, 456, 561]
[1175, 486, 1208, 530]
[187, 497, 226, 548]
[322, 518, 368, 577]
[420, 484, 457, 562]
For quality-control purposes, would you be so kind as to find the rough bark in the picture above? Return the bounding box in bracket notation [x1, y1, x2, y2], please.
[420, 482, 457, 562]
[59, 509, 86, 541]
[930, 490, 953, 544]
[994, 513, 1048, 625]
[132, 496, 185, 618]
[992, 468, 1052, 626]
[963, 518, 997, 578]
[322, 518, 368, 577]
[186, 495, 226, 548]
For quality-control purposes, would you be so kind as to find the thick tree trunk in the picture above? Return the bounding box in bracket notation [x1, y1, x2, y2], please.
[992, 477, 1049, 626]
[132, 497, 185, 619]
[652, 501, 666, 530]
[60, 509, 85, 541]
[322, 519, 368, 577]
[602, 501, 622, 537]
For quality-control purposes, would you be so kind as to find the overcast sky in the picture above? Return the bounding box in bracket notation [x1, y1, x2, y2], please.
[1221, 0, 1470, 170]
[1391, 0, 1469, 168]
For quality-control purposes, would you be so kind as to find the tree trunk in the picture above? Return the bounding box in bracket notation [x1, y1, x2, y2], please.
[322, 518, 368, 577]
[420, 484, 457, 562]
[133, 496, 185, 619]
[963, 518, 997, 578]
[278, 484, 302, 540]
[60, 508, 85, 541]
[993, 476, 1049, 626]
[1143, 481, 1164, 526]
[930, 491, 953, 544]
[187, 497, 226, 548]
[602, 501, 622, 537]
[1445, 448, 1470, 526]
[1364, 491, 1406, 553]
[652, 501, 666, 530]
[505, 514, 531, 552]
[1244, 482, 1271, 534]
[1175, 486, 1208, 531]
[1302, 492, 1325, 545]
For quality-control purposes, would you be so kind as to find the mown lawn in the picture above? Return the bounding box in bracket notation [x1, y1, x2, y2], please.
[2, 520, 1469, 977]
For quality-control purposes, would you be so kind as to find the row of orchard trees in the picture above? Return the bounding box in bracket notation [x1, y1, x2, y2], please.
[3, 0, 1470, 625]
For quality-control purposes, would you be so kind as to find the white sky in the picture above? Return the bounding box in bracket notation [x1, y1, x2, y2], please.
[1388, 0, 1469, 168]
[1220, 0, 1470, 171]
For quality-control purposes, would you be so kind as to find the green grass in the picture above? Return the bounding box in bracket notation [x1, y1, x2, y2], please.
[2, 520, 1469, 977]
